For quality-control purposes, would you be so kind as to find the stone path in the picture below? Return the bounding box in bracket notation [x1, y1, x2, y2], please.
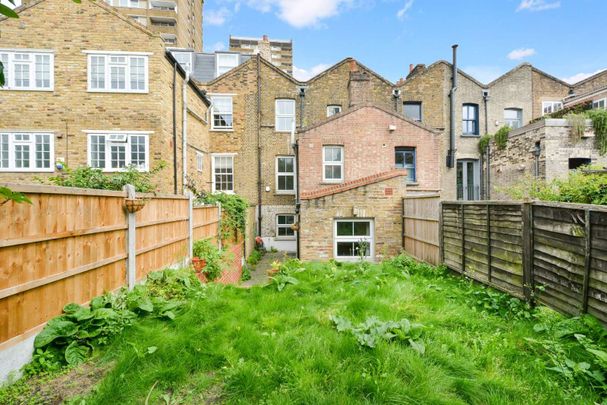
[240, 251, 295, 288]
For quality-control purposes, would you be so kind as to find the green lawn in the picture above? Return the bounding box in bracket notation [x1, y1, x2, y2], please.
[3, 257, 606, 404]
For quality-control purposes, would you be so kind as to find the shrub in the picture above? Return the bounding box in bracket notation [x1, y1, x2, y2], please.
[199, 193, 249, 239]
[44, 162, 166, 193]
[588, 109, 607, 155]
[493, 126, 511, 150]
[478, 133, 493, 154]
[192, 239, 223, 281]
[247, 248, 264, 267]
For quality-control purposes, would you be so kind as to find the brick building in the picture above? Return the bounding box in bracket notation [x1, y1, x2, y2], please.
[297, 104, 441, 261]
[194, 56, 399, 252]
[0, 0, 211, 194]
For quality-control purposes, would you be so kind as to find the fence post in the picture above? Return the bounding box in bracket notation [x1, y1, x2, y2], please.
[582, 209, 592, 313]
[487, 204, 492, 283]
[461, 205, 466, 274]
[217, 202, 222, 250]
[125, 184, 136, 291]
[439, 202, 444, 264]
[522, 202, 534, 301]
[187, 191, 193, 260]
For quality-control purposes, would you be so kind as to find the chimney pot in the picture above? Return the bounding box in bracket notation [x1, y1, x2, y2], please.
[409, 64, 414, 73]
[262, 35, 269, 41]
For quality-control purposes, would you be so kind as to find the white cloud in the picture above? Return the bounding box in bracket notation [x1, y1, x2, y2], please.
[293, 63, 332, 81]
[211, 42, 226, 52]
[226, 0, 354, 28]
[562, 69, 607, 84]
[516, 0, 560, 12]
[507, 48, 536, 60]
[461, 66, 505, 84]
[205, 7, 231, 26]
[396, 0, 414, 20]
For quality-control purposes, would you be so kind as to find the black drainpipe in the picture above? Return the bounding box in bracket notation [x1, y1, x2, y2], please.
[447, 44, 458, 168]
[172, 62, 178, 194]
[482, 91, 489, 199]
[256, 55, 263, 236]
[294, 140, 301, 259]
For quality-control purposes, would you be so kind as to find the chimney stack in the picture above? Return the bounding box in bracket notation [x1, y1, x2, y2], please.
[409, 64, 414, 73]
[262, 35, 269, 42]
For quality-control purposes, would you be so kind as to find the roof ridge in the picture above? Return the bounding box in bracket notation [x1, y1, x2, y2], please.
[300, 169, 406, 200]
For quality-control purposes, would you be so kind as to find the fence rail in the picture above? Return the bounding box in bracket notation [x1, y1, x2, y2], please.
[440, 200, 607, 324]
[0, 183, 221, 349]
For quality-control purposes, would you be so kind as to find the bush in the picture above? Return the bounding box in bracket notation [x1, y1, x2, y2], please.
[192, 239, 223, 281]
[247, 248, 264, 267]
[198, 193, 249, 240]
[493, 126, 511, 150]
[44, 162, 166, 193]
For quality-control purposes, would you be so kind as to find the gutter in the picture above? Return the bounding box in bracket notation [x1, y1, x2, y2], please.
[182, 71, 190, 194]
[447, 44, 458, 168]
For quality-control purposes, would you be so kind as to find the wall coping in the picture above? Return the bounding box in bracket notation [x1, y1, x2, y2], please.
[300, 169, 406, 200]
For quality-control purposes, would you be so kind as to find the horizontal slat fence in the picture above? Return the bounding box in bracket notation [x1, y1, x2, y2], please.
[440, 200, 607, 324]
[0, 183, 220, 349]
[402, 194, 440, 265]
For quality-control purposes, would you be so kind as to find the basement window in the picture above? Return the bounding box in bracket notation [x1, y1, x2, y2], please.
[334, 219, 374, 260]
[569, 158, 591, 170]
[276, 214, 296, 239]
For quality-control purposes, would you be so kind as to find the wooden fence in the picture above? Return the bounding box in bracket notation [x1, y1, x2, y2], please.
[440, 200, 607, 324]
[0, 183, 220, 349]
[402, 194, 441, 265]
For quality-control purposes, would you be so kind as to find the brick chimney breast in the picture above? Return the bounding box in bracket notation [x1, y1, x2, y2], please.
[348, 70, 371, 107]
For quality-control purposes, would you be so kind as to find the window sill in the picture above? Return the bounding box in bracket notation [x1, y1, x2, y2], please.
[275, 192, 296, 196]
[1, 87, 54, 92]
[87, 89, 149, 94]
[0, 168, 55, 173]
[275, 237, 296, 241]
[406, 182, 419, 186]
[212, 190, 235, 195]
[210, 128, 234, 132]
[321, 181, 344, 185]
[461, 134, 480, 138]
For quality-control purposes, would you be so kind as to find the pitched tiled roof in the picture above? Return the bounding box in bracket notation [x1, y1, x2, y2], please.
[300, 169, 406, 200]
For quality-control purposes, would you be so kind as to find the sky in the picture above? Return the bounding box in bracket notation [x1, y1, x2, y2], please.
[202, 0, 607, 84]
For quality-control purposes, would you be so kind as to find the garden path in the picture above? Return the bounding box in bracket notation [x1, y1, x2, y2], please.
[240, 251, 295, 287]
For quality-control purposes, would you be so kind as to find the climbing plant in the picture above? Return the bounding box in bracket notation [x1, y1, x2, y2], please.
[478, 133, 493, 154]
[493, 126, 511, 150]
[588, 110, 607, 155]
[565, 113, 587, 141]
[199, 193, 249, 239]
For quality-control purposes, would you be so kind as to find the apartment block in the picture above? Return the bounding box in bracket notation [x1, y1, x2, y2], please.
[0, 0, 211, 194]
[229, 35, 293, 75]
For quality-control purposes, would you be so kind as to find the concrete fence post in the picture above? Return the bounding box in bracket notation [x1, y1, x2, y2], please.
[217, 202, 222, 250]
[125, 184, 137, 291]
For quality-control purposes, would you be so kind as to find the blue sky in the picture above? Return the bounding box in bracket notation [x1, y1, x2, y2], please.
[202, 0, 607, 84]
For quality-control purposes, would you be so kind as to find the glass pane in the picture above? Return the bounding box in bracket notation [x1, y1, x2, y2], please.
[15, 145, 30, 168]
[0, 134, 8, 168]
[404, 103, 421, 121]
[336, 221, 353, 236]
[130, 136, 146, 168]
[110, 66, 126, 89]
[91, 135, 106, 168]
[353, 221, 370, 236]
[111, 145, 126, 168]
[91, 56, 105, 89]
[337, 242, 356, 257]
[35, 55, 51, 88]
[130, 57, 145, 90]
[35, 134, 51, 168]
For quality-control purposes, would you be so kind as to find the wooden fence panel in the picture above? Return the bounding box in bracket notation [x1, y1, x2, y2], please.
[402, 194, 441, 265]
[441, 203, 463, 271]
[489, 205, 524, 297]
[0, 184, 221, 348]
[589, 211, 607, 324]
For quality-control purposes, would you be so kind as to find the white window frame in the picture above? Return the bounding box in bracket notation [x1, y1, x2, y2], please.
[504, 108, 523, 129]
[322, 145, 344, 183]
[276, 214, 296, 240]
[196, 151, 204, 172]
[211, 153, 235, 193]
[0, 132, 54, 172]
[129, 15, 148, 26]
[275, 155, 296, 194]
[275, 99, 295, 133]
[85, 52, 149, 93]
[334, 219, 374, 261]
[326, 105, 342, 117]
[593, 98, 607, 110]
[0, 49, 54, 91]
[542, 101, 563, 116]
[210, 95, 234, 131]
[216, 53, 239, 77]
[86, 132, 150, 172]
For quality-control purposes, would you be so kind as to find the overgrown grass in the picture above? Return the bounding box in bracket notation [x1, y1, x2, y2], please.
[3, 257, 606, 404]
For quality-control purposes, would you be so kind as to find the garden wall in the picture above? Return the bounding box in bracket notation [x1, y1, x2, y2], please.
[0, 183, 231, 378]
[440, 200, 607, 324]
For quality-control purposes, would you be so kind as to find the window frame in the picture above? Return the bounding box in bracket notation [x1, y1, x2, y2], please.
[395, 147, 416, 183]
[542, 101, 563, 116]
[0, 49, 54, 91]
[216, 53, 239, 77]
[275, 99, 296, 133]
[593, 98, 607, 110]
[210, 95, 234, 131]
[322, 145, 344, 183]
[333, 219, 374, 260]
[86, 131, 150, 172]
[462, 103, 479, 136]
[403, 101, 422, 122]
[326, 105, 342, 117]
[211, 153, 235, 193]
[504, 108, 523, 129]
[85, 51, 149, 94]
[275, 155, 296, 194]
[0, 132, 55, 172]
[196, 151, 204, 173]
[275, 214, 296, 240]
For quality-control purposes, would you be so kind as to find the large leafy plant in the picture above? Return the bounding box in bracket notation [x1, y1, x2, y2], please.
[192, 239, 223, 281]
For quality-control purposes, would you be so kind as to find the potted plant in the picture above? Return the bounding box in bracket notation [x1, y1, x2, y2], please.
[267, 260, 281, 277]
[192, 239, 223, 283]
[124, 198, 146, 213]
